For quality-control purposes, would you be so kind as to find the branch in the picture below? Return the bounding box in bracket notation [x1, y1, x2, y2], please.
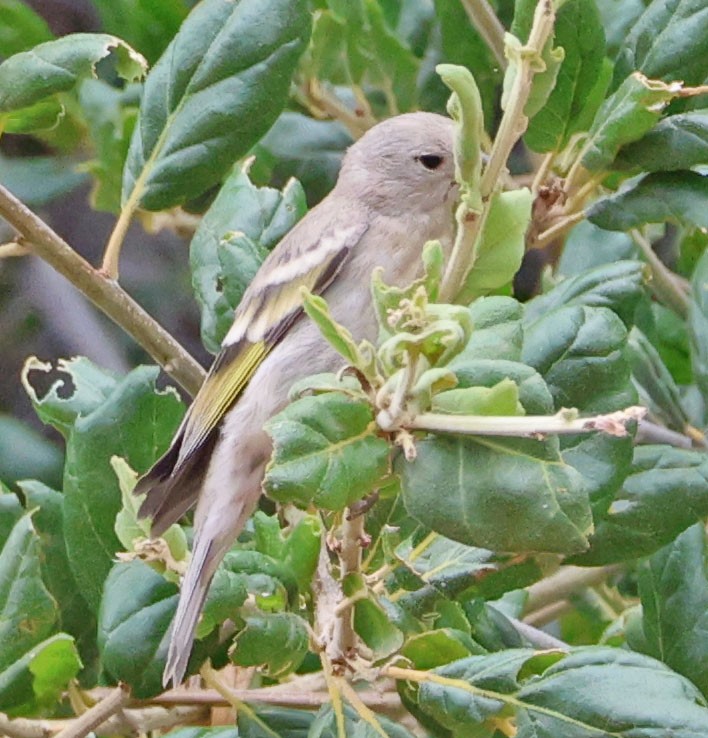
[0, 705, 208, 738]
[441, 0, 556, 302]
[336, 510, 366, 656]
[480, 0, 555, 198]
[631, 229, 690, 319]
[0, 183, 205, 396]
[523, 564, 624, 616]
[459, 0, 507, 70]
[299, 78, 375, 139]
[533, 210, 586, 250]
[54, 684, 130, 738]
[635, 418, 693, 449]
[0, 713, 52, 738]
[523, 600, 573, 627]
[506, 616, 569, 650]
[409, 406, 646, 437]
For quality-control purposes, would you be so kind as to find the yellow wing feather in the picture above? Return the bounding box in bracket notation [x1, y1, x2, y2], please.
[178, 340, 268, 462]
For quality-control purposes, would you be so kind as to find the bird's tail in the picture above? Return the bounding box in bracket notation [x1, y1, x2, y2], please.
[163, 536, 218, 687]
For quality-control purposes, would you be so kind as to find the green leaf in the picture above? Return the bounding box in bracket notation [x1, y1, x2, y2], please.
[0, 634, 81, 716]
[402, 629, 484, 670]
[614, 0, 708, 88]
[558, 221, 638, 277]
[638, 524, 708, 698]
[433, 379, 522, 417]
[524, 260, 646, 328]
[264, 393, 390, 511]
[399, 433, 592, 554]
[524, 0, 606, 152]
[0, 414, 62, 489]
[255, 112, 350, 204]
[306, 1, 419, 113]
[98, 560, 177, 698]
[281, 515, 322, 592]
[78, 79, 138, 214]
[0, 513, 56, 674]
[594, 0, 645, 58]
[221, 549, 299, 607]
[18, 481, 95, 661]
[0, 33, 145, 113]
[582, 73, 680, 173]
[91, 0, 188, 64]
[571, 445, 708, 565]
[237, 705, 314, 738]
[190, 166, 306, 353]
[198, 563, 248, 639]
[649, 302, 692, 385]
[0, 484, 22, 544]
[429, 0, 500, 128]
[627, 327, 689, 432]
[0, 153, 87, 207]
[21, 355, 120, 438]
[448, 360, 554, 418]
[436, 64, 483, 209]
[561, 429, 634, 526]
[123, 0, 311, 211]
[310, 703, 417, 738]
[509, 0, 565, 121]
[395, 534, 517, 597]
[612, 109, 708, 172]
[303, 291, 377, 380]
[588, 172, 708, 232]
[454, 297, 524, 363]
[341, 573, 404, 659]
[522, 305, 636, 413]
[689, 248, 708, 403]
[61, 365, 184, 611]
[424, 647, 708, 735]
[2, 98, 64, 134]
[231, 613, 309, 677]
[0, 0, 53, 58]
[457, 189, 533, 303]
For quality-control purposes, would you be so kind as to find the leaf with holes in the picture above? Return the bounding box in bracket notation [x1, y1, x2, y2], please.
[122, 0, 310, 211]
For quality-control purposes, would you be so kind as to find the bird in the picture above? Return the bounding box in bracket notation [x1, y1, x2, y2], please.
[136, 111, 458, 686]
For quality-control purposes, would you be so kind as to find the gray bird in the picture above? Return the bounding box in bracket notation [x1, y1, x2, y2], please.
[137, 111, 457, 686]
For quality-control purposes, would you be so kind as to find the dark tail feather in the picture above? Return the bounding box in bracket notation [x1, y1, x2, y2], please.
[163, 538, 216, 687]
[136, 428, 217, 536]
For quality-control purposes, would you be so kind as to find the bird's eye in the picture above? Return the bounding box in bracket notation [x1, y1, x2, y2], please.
[417, 154, 444, 170]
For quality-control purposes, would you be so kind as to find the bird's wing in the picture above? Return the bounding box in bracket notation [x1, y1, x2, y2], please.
[136, 209, 368, 529]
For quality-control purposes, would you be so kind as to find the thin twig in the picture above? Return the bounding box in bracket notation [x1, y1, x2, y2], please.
[441, 0, 556, 302]
[337, 511, 366, 656]
[300, 78, 375, 139]
[459, 0, 507, 70]
[0, 705, 208, 738]
[631, 229, 690, 319]
[0, 713, 53, 738]
[533, 210, 586, 250]
[480, 0, 555, 197]
[530, 152, 555, 195]
[409, 405, 645, 437]
[635, 419, 693, 449]
[523, 565, 624, 616]
[339, 679, 391, 737]
[523, 600, 573, 627]
[506, 616, 569, 650]
[144, 681, 400, 709]
[0, 240, 29, 257]
[102, 705, 206, 735]
[0, 183, 205, 396]
[54, 684, 130, 738]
